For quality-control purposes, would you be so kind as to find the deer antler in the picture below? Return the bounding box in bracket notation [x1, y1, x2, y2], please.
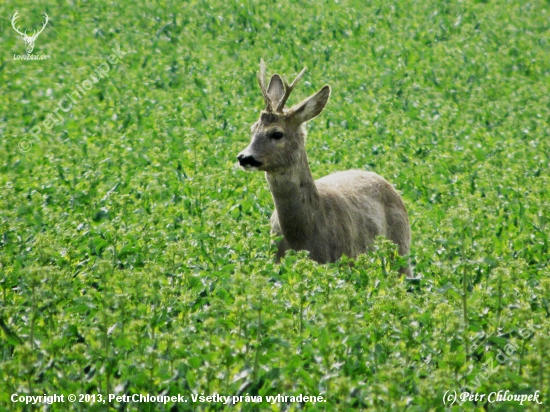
[11, 11, 26, 37]
[257, 58, 273, 111]
[31, 13, 49, 40]
[258, 60, 307, 113]
[275, 66, 307, 113]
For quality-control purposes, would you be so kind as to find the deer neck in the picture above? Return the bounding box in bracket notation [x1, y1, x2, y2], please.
[266, 152, 319, 245]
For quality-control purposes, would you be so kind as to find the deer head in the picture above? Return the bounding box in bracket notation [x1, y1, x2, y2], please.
[238, 59, 331, 173]
[12, 11, 49, 54]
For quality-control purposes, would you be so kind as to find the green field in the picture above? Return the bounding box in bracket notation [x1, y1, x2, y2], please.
[1, 0, 549, 410]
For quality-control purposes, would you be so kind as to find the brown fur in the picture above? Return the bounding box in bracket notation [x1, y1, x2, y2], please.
[238, 61, 412, 277]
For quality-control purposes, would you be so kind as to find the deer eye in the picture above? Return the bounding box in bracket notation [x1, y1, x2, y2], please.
[269, 131, 284, 140]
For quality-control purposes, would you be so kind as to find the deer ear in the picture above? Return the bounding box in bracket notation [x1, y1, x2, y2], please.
[267, 74, 285, 107]
[288, 85, 331, 124]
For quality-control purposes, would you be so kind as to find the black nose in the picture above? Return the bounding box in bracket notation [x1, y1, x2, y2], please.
[237, 154, 263, 168]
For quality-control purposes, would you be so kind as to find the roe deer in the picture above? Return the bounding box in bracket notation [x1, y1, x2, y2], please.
[237, 60, 412, 277]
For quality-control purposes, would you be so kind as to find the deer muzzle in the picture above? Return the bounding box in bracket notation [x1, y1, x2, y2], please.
[237, 152, 263, 170]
